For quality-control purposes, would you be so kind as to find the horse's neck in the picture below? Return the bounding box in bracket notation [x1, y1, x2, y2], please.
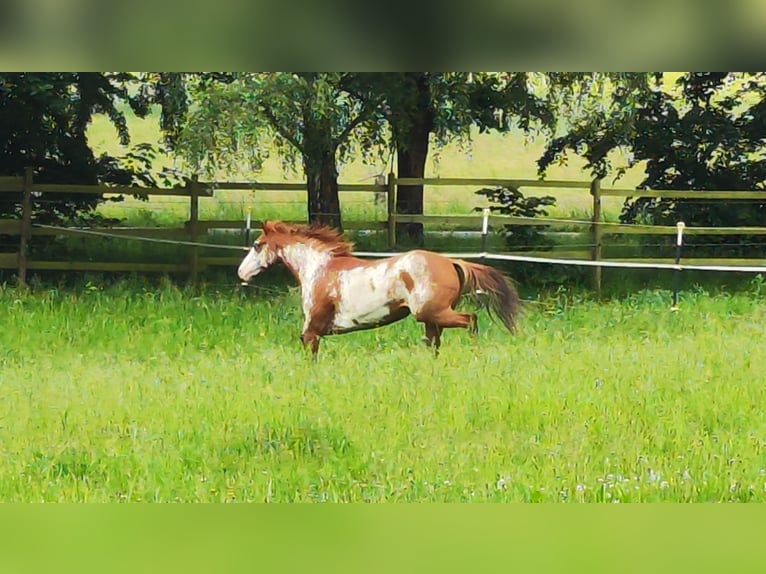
[278, 243, 332, 288]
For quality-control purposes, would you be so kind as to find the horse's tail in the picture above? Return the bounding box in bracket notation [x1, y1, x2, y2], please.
[453, 260, 521, 333]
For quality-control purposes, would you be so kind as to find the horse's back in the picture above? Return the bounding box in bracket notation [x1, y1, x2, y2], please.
[400, 249, 462, 283]
[390, 250, 464, 308]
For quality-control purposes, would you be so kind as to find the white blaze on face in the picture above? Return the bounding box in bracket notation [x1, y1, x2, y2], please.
[237, 241, 276, 282]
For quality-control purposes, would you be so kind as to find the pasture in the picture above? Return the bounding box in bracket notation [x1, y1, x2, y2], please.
[2, 280, 766, 502]
[4, 76, 764, 504]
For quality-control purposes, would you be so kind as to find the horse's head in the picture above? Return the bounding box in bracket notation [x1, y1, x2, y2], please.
[237, 221, 282, 282]
[238, 220, 353, 283]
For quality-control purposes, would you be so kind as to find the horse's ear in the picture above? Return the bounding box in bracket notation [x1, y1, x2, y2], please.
[262, 220, 278, 234]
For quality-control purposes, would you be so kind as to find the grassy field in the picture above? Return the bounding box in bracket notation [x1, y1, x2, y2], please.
[2, 280, 766, 502]
[6, 74, 762, 504]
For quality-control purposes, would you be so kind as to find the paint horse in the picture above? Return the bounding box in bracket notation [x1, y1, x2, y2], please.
[238, 221, 521, 357]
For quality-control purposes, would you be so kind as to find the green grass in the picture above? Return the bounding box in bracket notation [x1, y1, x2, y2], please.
[7, 75, 761, 504]
[2, 280, 766, 502]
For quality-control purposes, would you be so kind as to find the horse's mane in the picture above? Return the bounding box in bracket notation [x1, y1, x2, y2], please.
[263, 220, 355, 257]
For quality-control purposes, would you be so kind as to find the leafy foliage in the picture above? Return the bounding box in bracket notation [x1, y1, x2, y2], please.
[369, 72, 557, 153]
[538, 72, 766, 255]
[174, 73, 387, 176]
[172, 73, 387, 227]
[0, 72, 185, 229]
[474, 186, 556, 251]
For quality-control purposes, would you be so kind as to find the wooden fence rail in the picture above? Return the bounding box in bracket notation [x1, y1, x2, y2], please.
[1, 169, 766, 291]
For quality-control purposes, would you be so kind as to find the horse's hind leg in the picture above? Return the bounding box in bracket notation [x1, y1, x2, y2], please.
[415, 308, 477, 354]
[423, 322, 443, 352]
[426, 309, 478, 334]
[300, 331, 321, 360]
[465, 313, 479, 337]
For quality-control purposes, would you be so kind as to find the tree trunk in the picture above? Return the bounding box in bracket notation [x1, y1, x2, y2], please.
[395, 73, 433, 246]
[302, 103, 342, 230]
[304, 148, 342, 230]
[396, 125, 429, 245]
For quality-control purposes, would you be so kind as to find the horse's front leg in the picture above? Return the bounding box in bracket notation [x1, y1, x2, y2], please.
[300, 331, 321, 359]
[300, 304, 332, 360]
[468, 313, 479, 336]
[423, 322, 443, 356]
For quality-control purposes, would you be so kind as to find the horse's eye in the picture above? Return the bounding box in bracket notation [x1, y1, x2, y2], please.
[253, 242, 263, 252]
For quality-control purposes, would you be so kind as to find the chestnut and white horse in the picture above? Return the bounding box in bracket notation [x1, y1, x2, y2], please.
[238, 221, 520, 357]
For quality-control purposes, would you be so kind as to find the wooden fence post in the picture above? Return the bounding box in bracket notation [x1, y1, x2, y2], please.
[386, 172, 396, 249]
[188, 175, 200, 284]
[17, 167, 33, 288]
[590, 177, 603, 297]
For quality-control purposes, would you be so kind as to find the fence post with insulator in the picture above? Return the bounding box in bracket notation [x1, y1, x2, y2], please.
[671, 221, 685, 311]
[241, 209, 252, 287]
[474, 208, 491, 296]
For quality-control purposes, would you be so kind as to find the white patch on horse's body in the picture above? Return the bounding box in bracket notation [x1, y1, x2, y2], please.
[331, 265, 401, 331]
[330, 251, 434, 331]
[278, 243, 332, 333]
[402, 251, 437, 311]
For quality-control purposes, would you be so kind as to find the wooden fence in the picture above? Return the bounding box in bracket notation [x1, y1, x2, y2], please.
[2, 167, 766, 291]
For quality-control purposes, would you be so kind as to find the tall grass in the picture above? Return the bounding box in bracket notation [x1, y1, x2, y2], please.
[7, 77, 761, 503]
[2, 280, 765, 502]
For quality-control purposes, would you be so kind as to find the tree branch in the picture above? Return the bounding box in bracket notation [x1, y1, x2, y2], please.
[336, 99, 382, 146]
[261, 105, 305, 154]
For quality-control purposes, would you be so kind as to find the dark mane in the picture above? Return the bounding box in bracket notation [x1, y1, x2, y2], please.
[264, 221, 355, 257]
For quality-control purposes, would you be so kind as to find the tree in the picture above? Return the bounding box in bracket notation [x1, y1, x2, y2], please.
[538, 72, 766, 254]
[0, 72, 183, 227]
[172, 73, 385, 230]
[362, 73, 663, 246]
[172, 72, 562, 240]
[170, 72, 658, 242]
[357, 72, 555, 244]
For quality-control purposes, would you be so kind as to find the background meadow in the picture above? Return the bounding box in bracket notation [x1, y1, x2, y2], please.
[87, 101, 641, 227]
[2, 281, 765, 502]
